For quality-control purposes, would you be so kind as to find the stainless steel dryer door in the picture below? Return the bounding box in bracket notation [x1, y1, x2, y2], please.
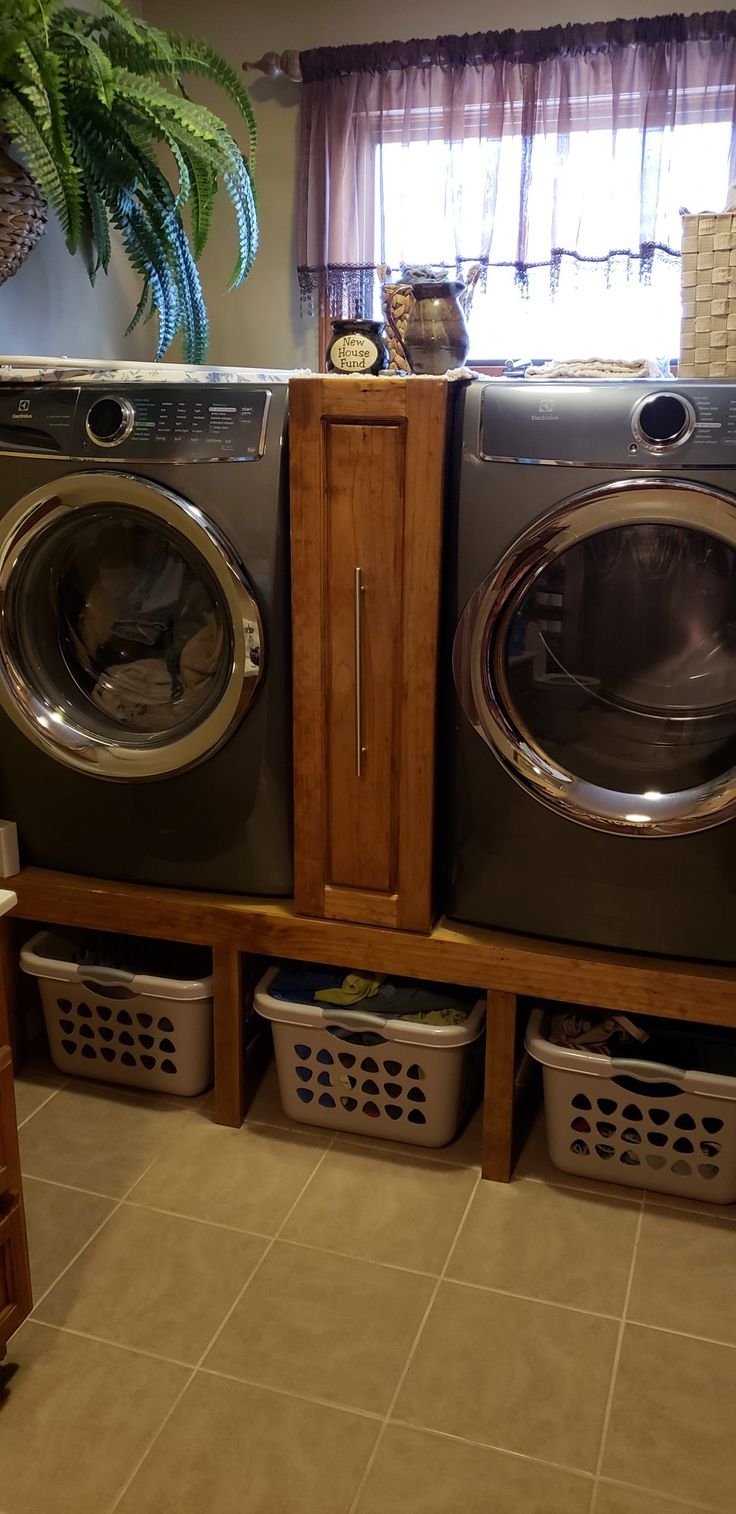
[453, 477, 736, 835]
[0, 472, 263, 779]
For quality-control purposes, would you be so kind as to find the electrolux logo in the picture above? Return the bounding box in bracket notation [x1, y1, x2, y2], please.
[530, 398, 558, 421]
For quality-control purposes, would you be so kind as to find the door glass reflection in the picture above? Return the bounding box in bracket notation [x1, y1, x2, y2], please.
[502, 524, 736, 793]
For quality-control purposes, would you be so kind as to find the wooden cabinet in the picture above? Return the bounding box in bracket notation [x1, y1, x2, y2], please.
[290, 377, 449, 932]
[0, 928, 31, 1359]
[0, 1197, 31, 1350]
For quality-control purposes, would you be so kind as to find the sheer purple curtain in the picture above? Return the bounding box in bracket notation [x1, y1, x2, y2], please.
[296, 12, 736, 319]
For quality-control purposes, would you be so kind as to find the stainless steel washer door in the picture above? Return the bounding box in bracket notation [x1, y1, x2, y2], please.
[0, 472, 263, 779]
[453, 477, 736, 835]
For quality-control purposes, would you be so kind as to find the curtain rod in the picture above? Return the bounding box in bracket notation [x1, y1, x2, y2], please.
[244, 12, 736, 84]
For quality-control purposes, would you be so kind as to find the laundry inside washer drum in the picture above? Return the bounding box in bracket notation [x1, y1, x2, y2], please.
[7, 507, 237, 741]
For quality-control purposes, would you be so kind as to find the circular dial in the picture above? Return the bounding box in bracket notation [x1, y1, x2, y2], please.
[633, 393, 694, 450]
[85, 396, 134, 447]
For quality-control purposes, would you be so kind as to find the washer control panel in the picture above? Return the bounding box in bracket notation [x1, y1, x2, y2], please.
[480, 379, 736, 466]
[0, 384, 271, 461]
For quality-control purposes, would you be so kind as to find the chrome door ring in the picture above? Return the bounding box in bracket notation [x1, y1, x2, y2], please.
[453, 476, 736, 836]
[0, 471, 264, 779]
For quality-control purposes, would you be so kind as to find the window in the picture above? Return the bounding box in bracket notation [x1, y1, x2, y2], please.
[297, 17, 736, 352]
[377, 120, 734, 362]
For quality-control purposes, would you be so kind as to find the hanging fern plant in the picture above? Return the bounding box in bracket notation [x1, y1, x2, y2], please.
[0, 0, 258, 361]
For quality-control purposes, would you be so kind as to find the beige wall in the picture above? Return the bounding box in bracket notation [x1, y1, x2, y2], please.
[2, 0, 718, 367]
[0, 214, 152, 363]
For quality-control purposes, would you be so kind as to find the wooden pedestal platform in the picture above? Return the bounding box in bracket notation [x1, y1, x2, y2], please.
[6, 867, 736, 1181]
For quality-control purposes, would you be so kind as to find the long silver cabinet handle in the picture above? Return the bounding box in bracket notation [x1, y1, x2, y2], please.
[354, 566, 365, 777]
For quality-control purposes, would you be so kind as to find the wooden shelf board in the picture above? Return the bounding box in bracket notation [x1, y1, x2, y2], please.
[7, 867, 736, 1025]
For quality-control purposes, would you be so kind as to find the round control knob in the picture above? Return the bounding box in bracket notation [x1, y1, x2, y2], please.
[632, 393, 695, 450]
[85, 396, 134, 447]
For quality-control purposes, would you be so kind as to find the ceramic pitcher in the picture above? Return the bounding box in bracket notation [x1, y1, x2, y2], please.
[401, 280, 469, 374]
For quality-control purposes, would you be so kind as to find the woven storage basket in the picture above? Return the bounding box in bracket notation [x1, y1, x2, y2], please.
[680, 211, 736, 378]
[0, 145, 47, 288]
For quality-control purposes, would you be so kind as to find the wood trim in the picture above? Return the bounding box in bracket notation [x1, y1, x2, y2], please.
[0, 1198, 32, 1357]
[0, 1049, 20, 1197]
[0, 922, 13, 1049]
[295, 376, 415, 419]
[395, 380, 446, 931]
[289, 378, 327, 918]
[212, 946, 246, 1129]
[6, 868, 736, 1025]
[482, 991, 518, 1181]
[324, 886, 399, 929]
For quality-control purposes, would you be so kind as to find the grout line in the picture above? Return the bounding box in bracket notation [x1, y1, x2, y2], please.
[642, 1190, 736, 1224]
[15, 1082, 66, 1129]
[273, 1234, 440, 1281]
[29, 1153, 165, 1314]
[443, 1274, 622, 1322]
[617, 1316, 736, 1354]
[197, 1363, 384, 1422]
[121, 1197, 273, 1242]
[21, 1172, 121, 1202]
[387, 1416, 597, 1482]
[346, 1169, 484, 1514]
[26, 1317, 192, 1371]
[336, 1133, 481, 1172]
[105, 1133, 338, 1514]
[589, 1194, 645, 1514]
[598, 1473, 726, 1513]
[518, 1171, 646, 1205]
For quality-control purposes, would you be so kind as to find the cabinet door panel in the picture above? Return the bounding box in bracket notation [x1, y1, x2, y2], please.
[325, 421, 404, 894]
[290, 377, 447, 931]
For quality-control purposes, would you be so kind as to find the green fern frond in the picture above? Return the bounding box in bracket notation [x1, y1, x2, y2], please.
[187, 153, 217, 259]
[124, 279, 152, 337]
[88, 0, 145, 45]
[0, 0, 260, 361]
[168, 36, 257, 181]
[84, 180, 112, 275]
[1, 90, 73, 239]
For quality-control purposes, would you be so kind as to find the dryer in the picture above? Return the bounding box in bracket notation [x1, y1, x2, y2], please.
[447, 378, 736, 961]
[0, 378, 292, 893]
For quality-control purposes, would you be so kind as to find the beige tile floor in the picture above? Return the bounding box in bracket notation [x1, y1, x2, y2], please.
[2, 1048, 735, 1514]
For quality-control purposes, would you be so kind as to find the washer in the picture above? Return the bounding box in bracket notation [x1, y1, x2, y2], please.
[446, 378, 736, 961]
[0, 378, 292, 893]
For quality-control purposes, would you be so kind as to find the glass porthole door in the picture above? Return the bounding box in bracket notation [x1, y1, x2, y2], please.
[0, 473, 263, 779]
[453, 478, 736, 836]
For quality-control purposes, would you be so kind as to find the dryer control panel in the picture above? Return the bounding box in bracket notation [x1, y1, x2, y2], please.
[480, 379, 736, 467]
[0, 384, 271, 461]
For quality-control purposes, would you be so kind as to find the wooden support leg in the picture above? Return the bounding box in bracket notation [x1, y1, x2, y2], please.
[482, 989, 519, 1182]
[213, 946, 245, 1129]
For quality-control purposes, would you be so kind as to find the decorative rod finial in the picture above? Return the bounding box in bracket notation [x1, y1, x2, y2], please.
[242, 50, 302, 81]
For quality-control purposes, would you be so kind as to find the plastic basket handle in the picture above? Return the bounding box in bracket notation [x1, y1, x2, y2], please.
[320, 1007, 388, 1032]
[79, 965, 136, 991]
[611, 1057, 686, 1082]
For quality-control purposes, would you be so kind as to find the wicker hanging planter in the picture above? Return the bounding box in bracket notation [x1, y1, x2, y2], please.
[0, 142, 47, 287]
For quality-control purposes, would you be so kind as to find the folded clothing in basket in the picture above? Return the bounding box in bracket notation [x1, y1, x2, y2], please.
[549, 1008, 736, 1076]
[270, 966, 477, 1026]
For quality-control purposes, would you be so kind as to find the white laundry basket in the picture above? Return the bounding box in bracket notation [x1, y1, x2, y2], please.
[526, 1007, 736, 1204]
[21, 930, 213, 1097]
[255, 966, 485, 1147]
